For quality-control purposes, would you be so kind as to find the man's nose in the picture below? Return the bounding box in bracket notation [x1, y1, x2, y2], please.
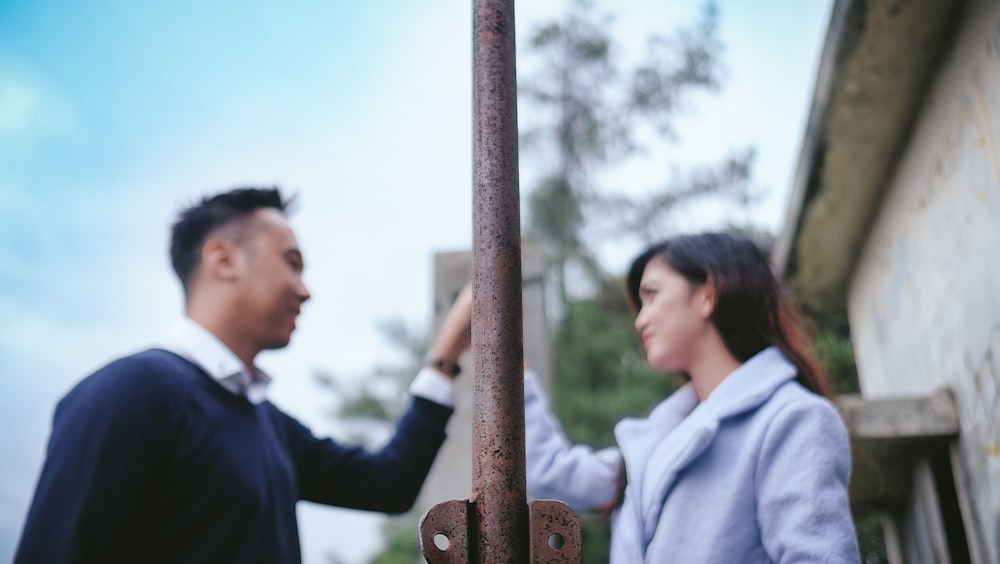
[297, 281, 311, 304]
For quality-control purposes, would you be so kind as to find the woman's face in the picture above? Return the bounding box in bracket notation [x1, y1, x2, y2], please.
[633, 256, 714, 373]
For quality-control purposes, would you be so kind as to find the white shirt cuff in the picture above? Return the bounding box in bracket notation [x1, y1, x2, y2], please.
[409, 367, 457, 408]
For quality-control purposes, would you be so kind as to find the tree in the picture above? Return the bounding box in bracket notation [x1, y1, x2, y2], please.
[519, 0, 755, 313]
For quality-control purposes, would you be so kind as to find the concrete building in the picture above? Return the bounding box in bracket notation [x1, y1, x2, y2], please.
[776, 0, 1000, 561]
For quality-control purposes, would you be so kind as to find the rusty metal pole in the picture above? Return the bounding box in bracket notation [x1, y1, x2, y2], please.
[469, 0, 527, 560]
[418, 0, 581, 561]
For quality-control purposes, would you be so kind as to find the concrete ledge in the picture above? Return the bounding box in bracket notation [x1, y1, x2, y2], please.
[837, 389, 960, 513]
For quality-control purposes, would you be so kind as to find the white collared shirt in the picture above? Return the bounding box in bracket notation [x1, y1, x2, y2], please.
[164, 318, 272, 404]
[162, 317, 456, 407]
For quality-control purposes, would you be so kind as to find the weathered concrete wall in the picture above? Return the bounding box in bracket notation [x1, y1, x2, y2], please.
[848, 0, 1000, 559]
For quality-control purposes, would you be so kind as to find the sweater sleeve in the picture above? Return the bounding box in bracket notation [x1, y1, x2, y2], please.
[524, 370, 622, 512]
[14, 355, 176, 564]
[290, 395, 452, 514]
[755, 398, 860, 563]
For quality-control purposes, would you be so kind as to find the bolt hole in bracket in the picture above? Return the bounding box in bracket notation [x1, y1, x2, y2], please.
[418, 498, 581, 563]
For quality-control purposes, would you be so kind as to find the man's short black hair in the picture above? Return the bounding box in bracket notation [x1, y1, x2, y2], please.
[170, 187, 291, 294]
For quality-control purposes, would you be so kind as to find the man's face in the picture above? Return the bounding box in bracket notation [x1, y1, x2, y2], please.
[230, 208, 311, 352]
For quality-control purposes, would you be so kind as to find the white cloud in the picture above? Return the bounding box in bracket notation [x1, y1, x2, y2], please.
[0, 55, 77, 140]
[0, 77, 38, 135]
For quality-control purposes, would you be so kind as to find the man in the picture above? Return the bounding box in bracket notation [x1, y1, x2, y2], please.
[15, 187, 470, 563]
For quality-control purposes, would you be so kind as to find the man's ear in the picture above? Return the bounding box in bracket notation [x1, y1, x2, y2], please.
[201, 237, 241, 282]
[698, 276, 717, 319]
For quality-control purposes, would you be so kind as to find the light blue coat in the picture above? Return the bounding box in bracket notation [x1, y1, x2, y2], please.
[525, 347, 860, 563]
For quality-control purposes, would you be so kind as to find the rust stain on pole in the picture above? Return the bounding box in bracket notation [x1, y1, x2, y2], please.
[471, 0, 527, 561]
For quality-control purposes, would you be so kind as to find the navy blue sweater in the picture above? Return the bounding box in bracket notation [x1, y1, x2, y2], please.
[15, 349, 452, 563]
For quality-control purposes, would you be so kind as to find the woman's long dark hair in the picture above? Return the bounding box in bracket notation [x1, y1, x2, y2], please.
[625, 232, 834, 399]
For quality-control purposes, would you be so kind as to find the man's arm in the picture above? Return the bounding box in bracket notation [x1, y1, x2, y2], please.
[290, 392, 452, 513]
[295, 285, 471, 512]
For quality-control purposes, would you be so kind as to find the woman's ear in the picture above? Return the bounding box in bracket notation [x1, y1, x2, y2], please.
[698, 275, 717, 319]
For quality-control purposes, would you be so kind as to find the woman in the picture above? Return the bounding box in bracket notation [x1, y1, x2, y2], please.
[524, 232, 860, 562]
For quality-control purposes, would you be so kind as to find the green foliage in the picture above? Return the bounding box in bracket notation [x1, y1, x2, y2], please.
[855, 514, 889, 564]
[368, 525, 419, 564]
[552, 292, 676, 446]
[812, 315, 860, 394]
[579, 514, 612, 564]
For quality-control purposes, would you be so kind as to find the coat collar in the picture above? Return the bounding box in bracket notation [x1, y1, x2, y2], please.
[613, 346, 800, 556]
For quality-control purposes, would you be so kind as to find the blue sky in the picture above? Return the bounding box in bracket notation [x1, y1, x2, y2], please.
[0, 1, 832, 561]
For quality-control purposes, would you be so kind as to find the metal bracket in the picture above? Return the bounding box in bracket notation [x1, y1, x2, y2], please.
[418, 498, 581, 563]
[419, 499, 471, 563]
[526, 499, 582, 563]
